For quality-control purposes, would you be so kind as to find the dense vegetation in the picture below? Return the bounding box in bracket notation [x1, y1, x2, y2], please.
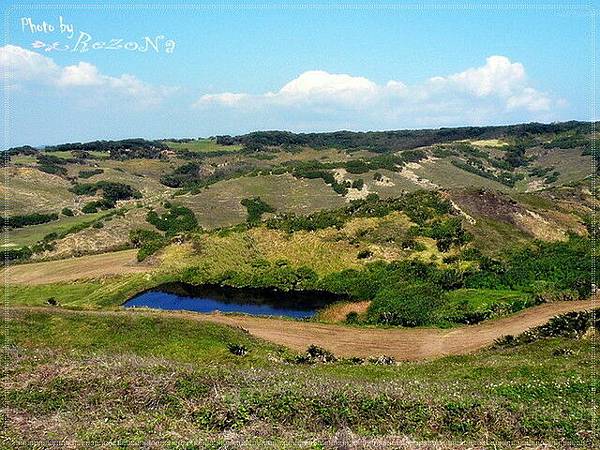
[70, 181, 142, 212]
[216, 121, 591, 152]
[4, 212, 58, 229]
[159, 161, 255, 191]
[78, 168, 104, 179]
[44, 138, 168, 160]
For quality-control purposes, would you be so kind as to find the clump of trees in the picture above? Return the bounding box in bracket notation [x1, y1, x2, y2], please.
[214, 122, 590, 153]
[265, 191, 454, 237]
[159, 161, 255, 191]
[287, 160, 348, 195]
[451, 159, 524, 187]
[503, 141, 529, 168]
[36, 154, 69, 176]
[44, 138, 167, 160]
[71, 181, 142, 212]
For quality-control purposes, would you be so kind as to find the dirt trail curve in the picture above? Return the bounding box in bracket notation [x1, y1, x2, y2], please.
[10, 299, 595, 360]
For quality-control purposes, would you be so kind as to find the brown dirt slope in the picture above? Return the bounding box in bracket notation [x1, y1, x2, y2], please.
[4, 250, 152, 285]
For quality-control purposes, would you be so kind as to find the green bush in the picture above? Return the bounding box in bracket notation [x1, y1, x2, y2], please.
[71, 181, 142, 208]
[345, 311, 360, 324]
[351, 179, 364, 190]
[129, 229, 167, 261]
[345, 160, 369, 174]
[4, 212, 58, 229]
[241, 197, 275, 224]
[61, 207, 74, 217]
[367, 283, 446, 327]
[5, 246, 33, 261]
[78, 168, 104, 179]
[495, 309, 599, 347]
[82, 200, 112, 214]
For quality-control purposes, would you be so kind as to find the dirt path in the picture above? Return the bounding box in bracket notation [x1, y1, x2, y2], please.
[10, 299, 595, 360]
[3, 249, 153, 285]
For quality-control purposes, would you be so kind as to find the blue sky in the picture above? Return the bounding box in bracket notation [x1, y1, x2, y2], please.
[1, 1, 596, 146]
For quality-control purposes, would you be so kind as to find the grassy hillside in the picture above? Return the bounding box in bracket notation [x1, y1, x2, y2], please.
[2, 307, 597, 448]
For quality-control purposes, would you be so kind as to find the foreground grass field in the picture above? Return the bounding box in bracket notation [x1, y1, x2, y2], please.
[2, 307, 596, 449]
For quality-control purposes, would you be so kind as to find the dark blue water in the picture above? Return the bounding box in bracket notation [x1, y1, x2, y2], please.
[123, 282, 344, 319]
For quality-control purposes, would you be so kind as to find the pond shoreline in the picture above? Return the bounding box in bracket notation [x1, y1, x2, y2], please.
[123, 281, 348, 319]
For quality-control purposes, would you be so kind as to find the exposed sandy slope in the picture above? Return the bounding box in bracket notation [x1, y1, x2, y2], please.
[10, 299, 594, 360]
[4, 249, 152, 284]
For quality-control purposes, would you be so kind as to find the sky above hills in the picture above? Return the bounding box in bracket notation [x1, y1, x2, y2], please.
[0, 1, 595, 147]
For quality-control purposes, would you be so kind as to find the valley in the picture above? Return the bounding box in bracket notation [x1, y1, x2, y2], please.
[2, 122, 597, 448]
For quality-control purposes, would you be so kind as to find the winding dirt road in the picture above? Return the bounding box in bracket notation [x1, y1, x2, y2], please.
[11, 299, 595, 360]
[206, 299, 594, 359]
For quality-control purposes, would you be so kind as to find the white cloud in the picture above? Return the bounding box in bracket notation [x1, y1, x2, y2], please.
[275, 70, 378, 105]
[0, 44, 175, 106]
[196, 92, 249, 107]
[58, 62, 104, 86]
[194, 56, 559, 125]
[0, 44, 59, 81]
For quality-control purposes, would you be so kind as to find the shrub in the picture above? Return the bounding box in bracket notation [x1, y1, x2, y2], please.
[494, 309, 599, 347]
[306, 345, 337, 363]
[357, 249, 373, 259]
[241, 197, 275, 224]
[227, 343, 248, 356]
[5, 247, 33, 261]
[345, 311, 360, 324]
[367, 283, 446, 327]
[82, 200, 112, 214]
[4, 212, 58, 229]
[78, 168, 104, 179]
[61, 207, 74, 217]
[38, 164, 66, 175]
[351, 179, 364, 190]
[345, 160, 370, 174]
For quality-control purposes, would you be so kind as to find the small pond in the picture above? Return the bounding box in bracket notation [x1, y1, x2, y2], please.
[123, 282, 345, 319]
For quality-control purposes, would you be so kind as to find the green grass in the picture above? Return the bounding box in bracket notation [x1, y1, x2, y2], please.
[437, 288, 534, 324]
[8, 273, 172, 310]
[445, 288, 528, 309]
[6, 308, 280, 365]
[9, 155, 37, 165]
[3, 307, 595, 448]
[163, 139, 243, 153]
[8, 281, 104, 307]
